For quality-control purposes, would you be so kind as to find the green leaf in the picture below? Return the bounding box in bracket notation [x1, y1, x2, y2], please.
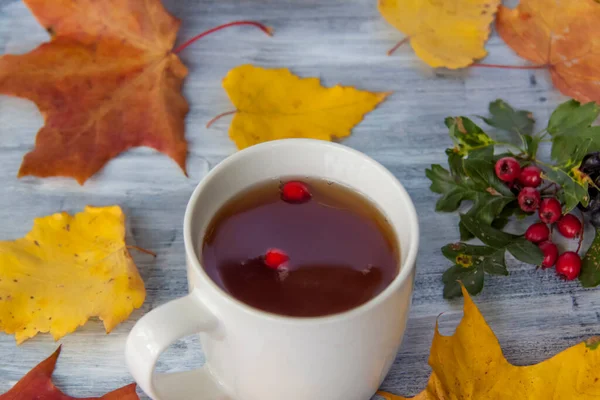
[491, 216, 510, 230]
[547, 100, 600, 167]
[446, 116, 495, 156]
[580, 228, 600, 287]
[550, 127, 600, 167]
[548, 100, 600, 136]
[426, 165, 456, 195]
[465, 193, 515, 225]
[442, 265, 484, 299]
[463, 158, 514, 197]
[524, 135, 540, 159]
[441, 242, 497, 261]
[460, 214, 516, 248]
[506, 238, 544, 265]
[468, 146, 495, 160]
[543, 168, 589, 212]
[482, 99, 535, 135]
[426, 160, 514, 218]
[445, 149, 464, 177]
[481, 248, 508, 275]
[427, 155, 515, 221]
[459, 222, 474, 241]
[442, 243, 508, 276]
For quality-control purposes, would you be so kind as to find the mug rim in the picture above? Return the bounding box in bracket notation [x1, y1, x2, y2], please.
[183, 139, 419, 324]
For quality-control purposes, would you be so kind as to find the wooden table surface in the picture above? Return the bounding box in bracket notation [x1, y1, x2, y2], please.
[1, 0, 598, 398]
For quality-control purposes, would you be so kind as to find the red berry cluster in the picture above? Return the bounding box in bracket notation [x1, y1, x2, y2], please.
[495, 157, 583, 280]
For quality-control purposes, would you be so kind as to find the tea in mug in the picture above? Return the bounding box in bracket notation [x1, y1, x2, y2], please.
[201, 178, 399, 317]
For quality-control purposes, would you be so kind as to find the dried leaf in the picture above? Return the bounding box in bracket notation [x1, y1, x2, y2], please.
[221, 65, 388, 149]
[497, 0, 600, 103]
[0, 0, 189, 184]
[378, 286, 600, 399]
[0, 346, 139, 399]
[378, 0, 500, 69]
[0, 206, 145, 344]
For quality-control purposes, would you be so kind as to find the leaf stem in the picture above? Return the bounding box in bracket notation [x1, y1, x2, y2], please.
[174, 21, 273, 54]
[387, 37, 410, 56]
[470, 63, 548, 70]
[206, 110, 237, 128]
[127, 245, 157, 257]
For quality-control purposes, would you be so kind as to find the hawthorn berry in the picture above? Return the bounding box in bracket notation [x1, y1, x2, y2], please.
[539, 197, 562, 224]
[518, 187, 541, 212]
[280, 181, 311, 204]
[495, 157, 521, 182]
[264, 248, 290, 269]
[525, 222, 550, 243]
[538, 241, 558, 268]
[518, 165, 542, 187]
[556, 214, 582, 239]
[555, 251, 581, 280]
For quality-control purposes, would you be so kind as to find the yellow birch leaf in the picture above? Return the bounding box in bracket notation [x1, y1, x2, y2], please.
[0, 206, 145, 344]
[221, 64, 389, 149]
[378, 285, 600, 399]
[378, 0, 500, 69]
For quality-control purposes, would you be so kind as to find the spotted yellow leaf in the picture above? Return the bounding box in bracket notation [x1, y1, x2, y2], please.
[378, 0, 500, 69]
[378, 286, 600, 399]
[221, 64, 389, 149]
[0, 206, 145, 344]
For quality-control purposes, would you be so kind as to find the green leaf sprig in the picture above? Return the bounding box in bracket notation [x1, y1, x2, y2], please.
[428, 99, 600, 298]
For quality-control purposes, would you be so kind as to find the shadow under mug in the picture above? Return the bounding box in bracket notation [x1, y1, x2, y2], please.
[125, 139, 419, 400]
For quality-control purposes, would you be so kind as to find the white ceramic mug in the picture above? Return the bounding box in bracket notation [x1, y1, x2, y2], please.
[125, 139, 419, 400]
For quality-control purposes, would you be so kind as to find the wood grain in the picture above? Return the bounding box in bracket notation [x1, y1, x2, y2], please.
[0, 0, 596, 398]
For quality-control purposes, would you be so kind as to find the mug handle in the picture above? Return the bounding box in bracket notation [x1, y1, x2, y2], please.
[125, 289, 229, 400]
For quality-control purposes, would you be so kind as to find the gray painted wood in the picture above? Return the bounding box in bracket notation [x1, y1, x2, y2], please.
[0, 0, 597, 398]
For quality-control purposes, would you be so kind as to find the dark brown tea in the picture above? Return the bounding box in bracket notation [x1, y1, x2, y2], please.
[201, 178, 399, 317]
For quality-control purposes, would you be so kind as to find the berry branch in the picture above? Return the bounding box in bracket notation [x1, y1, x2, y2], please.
[428, 99, 600, 298]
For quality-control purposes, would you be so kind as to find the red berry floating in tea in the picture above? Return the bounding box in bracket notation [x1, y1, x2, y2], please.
[264, 248, 290, 269]
[280, 181, 312, 204]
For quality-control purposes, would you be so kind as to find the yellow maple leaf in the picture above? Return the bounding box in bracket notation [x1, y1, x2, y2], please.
[220, 64, 389, 149]
[0, 206, 145, 344]
[378, 0, 500, 69]
[378, 286, 600, 399]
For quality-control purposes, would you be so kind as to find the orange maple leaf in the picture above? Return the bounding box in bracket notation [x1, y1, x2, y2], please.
[496, 0, 600, 104]
[0, 346, 139, 399]
[0, 0, 189, 184]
